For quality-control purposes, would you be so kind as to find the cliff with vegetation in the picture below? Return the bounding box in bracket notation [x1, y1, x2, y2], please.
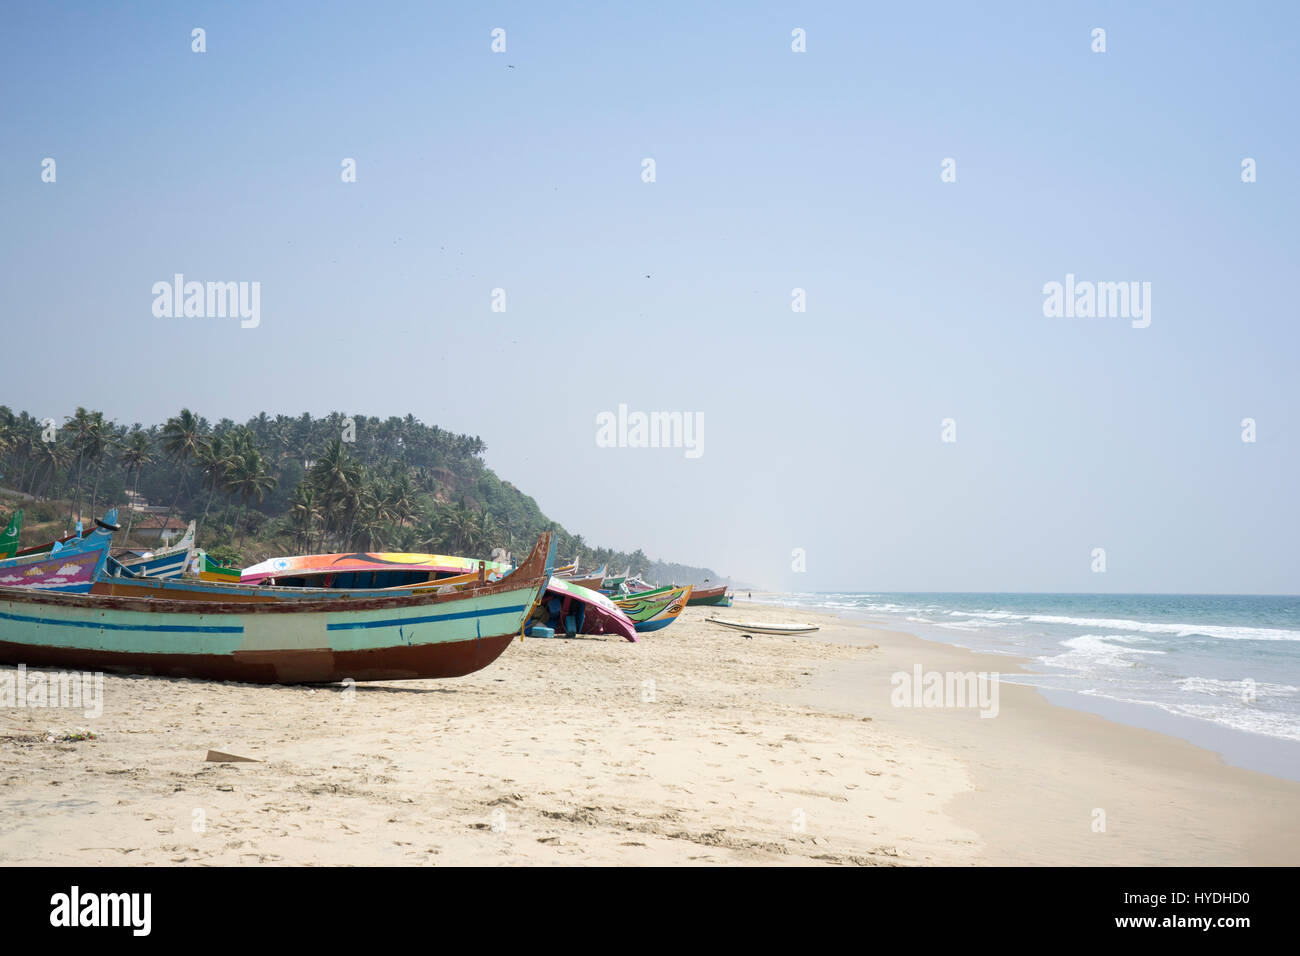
[0, 406, 722, 584]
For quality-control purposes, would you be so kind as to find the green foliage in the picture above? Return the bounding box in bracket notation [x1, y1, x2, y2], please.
[0, 405, 719, 580]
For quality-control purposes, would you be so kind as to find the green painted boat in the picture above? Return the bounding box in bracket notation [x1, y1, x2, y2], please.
[614, 585, 692, 632]
[0, 533, 555, 684]
[601, 567, 631, 589]
[603, 582, 673, 599]
[194, 550, 241, 583]
[0, 510, 21, 559]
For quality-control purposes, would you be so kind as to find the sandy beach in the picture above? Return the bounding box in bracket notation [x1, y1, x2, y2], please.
[1, 600, 1297, 866]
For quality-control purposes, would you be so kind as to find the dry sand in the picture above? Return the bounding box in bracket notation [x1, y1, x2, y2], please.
[1, 601, 1296, 865]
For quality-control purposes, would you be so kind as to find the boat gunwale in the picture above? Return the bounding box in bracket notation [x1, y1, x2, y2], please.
[1, 532, 552, 618]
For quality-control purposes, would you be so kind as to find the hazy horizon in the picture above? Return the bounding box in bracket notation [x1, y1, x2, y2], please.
[3, 3, 1295, 594]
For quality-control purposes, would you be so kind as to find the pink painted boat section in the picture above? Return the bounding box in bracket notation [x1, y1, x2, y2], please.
[0, 542, 109, 592]
[240, 550, 503, 585]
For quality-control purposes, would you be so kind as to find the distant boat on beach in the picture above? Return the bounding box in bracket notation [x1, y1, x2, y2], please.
[111, 519, 196, 579]
[688, 584, 732, 607]
[707, 617, 818, 635]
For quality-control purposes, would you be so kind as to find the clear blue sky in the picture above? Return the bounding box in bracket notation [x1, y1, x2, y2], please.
[2, 2, 1295, 592]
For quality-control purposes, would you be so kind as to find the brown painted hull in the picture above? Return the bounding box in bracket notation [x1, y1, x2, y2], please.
[0, 632, 515, 684]
[687, 584, 728, 603]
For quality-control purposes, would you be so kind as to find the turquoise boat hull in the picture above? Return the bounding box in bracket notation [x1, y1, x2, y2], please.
[0, 534, 553, 683]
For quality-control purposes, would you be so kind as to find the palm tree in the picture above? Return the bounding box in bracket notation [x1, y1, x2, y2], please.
[434, 499, 479, 555]
[384, 471, 417, 529]
[63, 407, 102, 526]
[86, 420, 117, 520]
[306, 439, 363, 549]
[32, 439, 69, 499]
[197, 433, 235, 524]
[118, 429, 155, 543]
[223, 446, 276, 549]
[160, 408, 207, 523]
[286, 485, 321, 552]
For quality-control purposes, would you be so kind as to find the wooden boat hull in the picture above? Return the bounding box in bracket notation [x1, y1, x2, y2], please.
[687, 585, 731, 607]
[0, 534, 554, 683]
[116, 549, 190, 579]
[199, 562, 240, 584]
[0, 541, 110, 593]
[114, 520, 195, 579]
[615, 585, 691, 633]
[0, 515, 116, 593]
[0, 629, 518, 683]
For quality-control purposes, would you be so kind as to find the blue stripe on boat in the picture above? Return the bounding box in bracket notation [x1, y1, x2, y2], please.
[327, 604, 527, 631]
[0, 610, 244, 634]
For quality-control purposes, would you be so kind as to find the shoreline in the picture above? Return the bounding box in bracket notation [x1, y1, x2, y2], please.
[742, 591, 1300, 784]
[758, 601, 1300, 865]
[1, 602, 1296, 865]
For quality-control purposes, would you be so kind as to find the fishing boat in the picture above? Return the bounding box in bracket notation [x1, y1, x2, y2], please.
[614, 584, 692, 633]
[687, 584, 732, 607]
[552, 557, 579, 577]
[97, 563, 637, 642]
[0, 533, 557, 684]
[602, 581, 671, 599]
[707, 617, 819, 635]
[617, 575, 657, 594]
[0, 513, 119, 593]
[238, 546, 639, 642]
[0, 510, 22, 559]
[12, 524, 83, 557]
[531, 577, 637, 641]
[112, 520, 195, 579]
[193, 550, 241, 584]
[240, 548, 510, 588]
[601, 567, 631, 590]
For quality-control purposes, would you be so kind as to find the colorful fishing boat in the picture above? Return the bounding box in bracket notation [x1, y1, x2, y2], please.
[193, 550, 241, 584]
[531, 577, 637, 641]
[0, 533, 556, 683]
[113, 520, 195, 579]
[95, 559, 635, 645]
[604, 582, 673, 599]
[687, 584, 732, 607]
[13, 523, 84, 557]
[601, 567, 631, 589]
[614, 584, 692, 632]
[0, 514, 117, 593]
[240, 547, 638, 642]
[240, 549, 502, 587]
[0, 510, 21, 559]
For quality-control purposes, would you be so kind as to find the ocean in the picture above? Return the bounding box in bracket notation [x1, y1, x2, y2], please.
[748, 592, 1300, 779]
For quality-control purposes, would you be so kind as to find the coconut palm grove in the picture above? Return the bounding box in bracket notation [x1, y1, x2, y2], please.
[0, 406, 716, 582]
